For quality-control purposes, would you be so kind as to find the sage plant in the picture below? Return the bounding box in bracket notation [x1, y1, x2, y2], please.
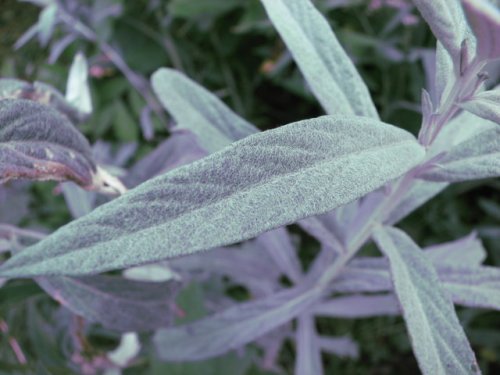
[1, 0, 499, 374]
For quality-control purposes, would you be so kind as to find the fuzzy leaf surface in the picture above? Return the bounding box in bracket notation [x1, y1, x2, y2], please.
[151, 68, 258, 153]
[440, 266, 500, 311]
[412, 0, 467, 62]
[37, 276, 180, 332]
[0, 99, 96, 187]
[154, 286, 321, 361]
[373, 226, 480, 375]
[260, 0, 378, 118]
[460, 90, 500, 125]
[0, 115, 424, 277]
[0, 78, 89, 124]
[420, 127, 500, 182]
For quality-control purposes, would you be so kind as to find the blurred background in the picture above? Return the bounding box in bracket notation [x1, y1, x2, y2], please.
[0, 0, 499, 373]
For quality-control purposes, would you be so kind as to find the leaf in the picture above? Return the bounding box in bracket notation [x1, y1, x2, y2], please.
[432, 106, 497, 152]
[313, 295, 400, 318]
[0, 99, 94, 189]
[295, 314, 324, 375]
[425, 232, 487, 268]
[440, 266, 500, 310]
[37, 275, 180, 332]
[435, 42, 455, 104]
[462, 0, 500, 61]
[154, 286, 321, 361]
[460, 89, 500, 125]
[420, 127, 500, 182]
[171, 242, 280, 296]
[256, 227, 303, 283]
[151, 68, 258, 153]
[61, 182, 94, 219]
[65, 53, 92, 115]
[0, 115, 424, 277]
[107, 332, 141, 367]
[126, 128, 206, 187]
[412, 0, 468, 64]
[373, 226, 480, 375]
[0, 78, 89, 124]
[37, 3, 58, 47]
[260, 0, 378, 118]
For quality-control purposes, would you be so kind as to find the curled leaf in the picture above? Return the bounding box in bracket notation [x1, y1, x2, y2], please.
[0, 78, 90, 124]
[0, 99, 123, 195]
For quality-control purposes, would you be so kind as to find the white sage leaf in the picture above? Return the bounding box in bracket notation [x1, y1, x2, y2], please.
[154, 286, 321, 361]
[65, 52, 92, 115]
[295, 314, 324, 375]
[151, 68, 258, 153]
[460, 89, 500, 125]
[373, 226, 480, 375]
[420, 127, 500, 182]
[260, 0, 378, 118]
[412, 0, 468, 64]
[0, 116, 424, 277]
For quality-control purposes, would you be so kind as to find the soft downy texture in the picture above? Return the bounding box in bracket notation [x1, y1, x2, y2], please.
[0, 115, 424, 277]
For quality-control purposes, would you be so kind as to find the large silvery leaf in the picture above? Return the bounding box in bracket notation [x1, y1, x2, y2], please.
[260, 0, 378, 118]
[37, 276, 180, 332]
[0, 99, 95, 188]
[0, 115, 424, 277]
[420, 127, 500, 182]
[154, 286, 321, 361]
[151, 68, 258, 153]
[373, 226, 480, 375]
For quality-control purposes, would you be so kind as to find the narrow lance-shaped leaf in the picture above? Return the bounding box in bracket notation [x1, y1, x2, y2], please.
[126, 128, 206, 187]
[37, 275, 180, 332]
[154, 285, 322, 361]
[439, 266, 500, 311]
[65, 52, 92, 116]
[425, 232, 487, 268]
[313, 294, 400, 318]
[260, 0, 378, 118]
[295, 314, 324, 375]
[373, 226, 480, 375]
[0, 115, 424, 277]
[256, 227, 303, 283]
[420, 127, 500, 182]
[412, 0, 468, 65]
[151, 68, 259, 153]
[460, 89, 500, 125]
[0, 99, 120, 194]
